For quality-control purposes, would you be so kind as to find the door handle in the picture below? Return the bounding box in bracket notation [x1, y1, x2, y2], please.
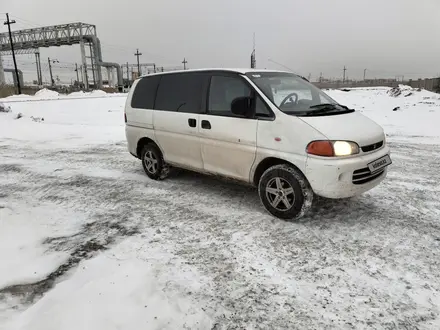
[188, 118, 196, 127]
[201, 120, 211, 129]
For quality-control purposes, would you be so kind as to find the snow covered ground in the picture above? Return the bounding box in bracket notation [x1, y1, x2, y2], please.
[0, 87, 439, 329]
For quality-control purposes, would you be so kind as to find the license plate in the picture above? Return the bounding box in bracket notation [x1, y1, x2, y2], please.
[368, 154, 392, 173]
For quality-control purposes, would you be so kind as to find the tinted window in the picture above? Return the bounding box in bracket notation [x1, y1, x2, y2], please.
[155, 73, 205, 113]
[208, 75, 251, 116]
[131, 75, 160, 109]
[255, 96, 272, 118]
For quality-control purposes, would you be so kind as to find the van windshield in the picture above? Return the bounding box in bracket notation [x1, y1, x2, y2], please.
[246, 72, 354, 116]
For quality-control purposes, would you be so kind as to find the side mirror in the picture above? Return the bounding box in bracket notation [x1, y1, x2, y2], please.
[231, 96, 254, 117]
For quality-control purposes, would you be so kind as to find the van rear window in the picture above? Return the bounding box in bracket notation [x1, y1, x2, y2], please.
[131, 76, 160, 109]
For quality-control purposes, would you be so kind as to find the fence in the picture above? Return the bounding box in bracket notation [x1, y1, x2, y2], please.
[313, 78, 440, 93]
[406, 78, 440, 92]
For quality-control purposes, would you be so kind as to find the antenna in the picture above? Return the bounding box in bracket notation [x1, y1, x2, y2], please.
[268, 58, 296, 73]
[250, 33, 256, 69]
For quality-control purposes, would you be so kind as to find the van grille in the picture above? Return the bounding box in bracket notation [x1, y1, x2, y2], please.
[361, 141, 384, 153]
[352, 167, 385, 185]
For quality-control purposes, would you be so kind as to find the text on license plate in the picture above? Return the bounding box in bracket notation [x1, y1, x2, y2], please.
[368, 155, 392, 173]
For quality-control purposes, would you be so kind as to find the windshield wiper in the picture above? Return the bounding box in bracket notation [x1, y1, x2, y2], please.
[309, 103, 352, 110]
[308, 103, 354, 113]
[287, 103, 354, 117]
[309, 103, 338, 109]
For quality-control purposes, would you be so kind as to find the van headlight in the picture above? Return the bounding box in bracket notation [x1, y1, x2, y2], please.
[306, 140, 359, 157]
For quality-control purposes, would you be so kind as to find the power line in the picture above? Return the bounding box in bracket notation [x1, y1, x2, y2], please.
[10, 15, 44, 28]
[101, 42, 180, 63]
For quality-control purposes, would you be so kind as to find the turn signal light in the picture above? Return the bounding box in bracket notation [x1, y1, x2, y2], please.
[306, 141, 334, 157]
[306, 140, 360, 157]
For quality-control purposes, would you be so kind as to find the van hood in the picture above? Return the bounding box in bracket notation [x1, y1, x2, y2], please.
[299, 111, 385, 147]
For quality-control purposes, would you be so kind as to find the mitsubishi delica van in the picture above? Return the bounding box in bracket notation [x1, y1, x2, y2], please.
[124, 69, 391, 220]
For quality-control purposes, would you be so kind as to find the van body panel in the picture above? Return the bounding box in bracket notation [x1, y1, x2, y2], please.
[299, 111, 385, 147]
[153, 111, 203, 170]
[198, 114, 257, 181]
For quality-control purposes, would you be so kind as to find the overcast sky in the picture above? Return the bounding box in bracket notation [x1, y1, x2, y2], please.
[1, 0, 440, 83]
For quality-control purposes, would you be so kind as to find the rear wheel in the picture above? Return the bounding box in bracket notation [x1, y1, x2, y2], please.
[258, 164, 313, 220]
[141, 143, 169, 180]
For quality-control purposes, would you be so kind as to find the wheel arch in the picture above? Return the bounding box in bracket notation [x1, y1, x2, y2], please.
[252, 157, 306, 186]
[136, 137, 158, 158]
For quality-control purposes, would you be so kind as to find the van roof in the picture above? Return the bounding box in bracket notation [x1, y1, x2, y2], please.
[139, 68, 296, 78]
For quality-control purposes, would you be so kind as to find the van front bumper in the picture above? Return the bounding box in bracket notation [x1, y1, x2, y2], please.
[305, 145, 391, 199]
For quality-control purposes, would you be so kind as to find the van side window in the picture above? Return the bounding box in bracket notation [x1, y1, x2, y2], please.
[208, 76, 251, 116]
[155, 73, 204, 113]
[131, 76, 160, 109]
[255, 96, 273, 118]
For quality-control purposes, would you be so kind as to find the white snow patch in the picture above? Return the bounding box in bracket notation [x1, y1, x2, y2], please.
[4, 238, 213, 330]
[326, 85, 440, 143]
[0, 202, 85, 289]
[34, 89, 60, 99]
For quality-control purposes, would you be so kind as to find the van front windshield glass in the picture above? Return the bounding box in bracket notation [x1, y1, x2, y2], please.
[246, 72, 353, 116]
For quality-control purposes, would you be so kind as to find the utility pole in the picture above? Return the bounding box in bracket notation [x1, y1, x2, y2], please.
[182, 58, 187, 70]
[343, 66, 347, 84]
[363, 68, 367, 81]
[134, 49, 142, 77]
[4, 13, 21, 94]
[126, 62, 129, 81]
[75, 63, 80, 83]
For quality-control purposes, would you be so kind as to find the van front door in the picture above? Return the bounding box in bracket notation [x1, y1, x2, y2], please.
[153, 73, 208, 170]
[199, 74, 258, 182]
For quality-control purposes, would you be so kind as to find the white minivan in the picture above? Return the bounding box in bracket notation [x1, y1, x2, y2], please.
[125, 69, 391, 220]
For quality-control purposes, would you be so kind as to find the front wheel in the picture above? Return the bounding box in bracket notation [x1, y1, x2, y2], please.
[258, 164, 313, 220]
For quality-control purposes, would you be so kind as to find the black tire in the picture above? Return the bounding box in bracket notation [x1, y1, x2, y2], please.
[258, 164, 313, 220]
[140, 143, 169, 180]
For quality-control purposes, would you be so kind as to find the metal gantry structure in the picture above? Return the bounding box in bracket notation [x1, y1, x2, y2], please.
[0, 22, 122, 89]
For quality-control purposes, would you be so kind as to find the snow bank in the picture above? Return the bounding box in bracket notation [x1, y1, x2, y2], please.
[3, 94, 32, 101]
[0, 89, 115, 103]
[326, 85, 440, 143]
[67, 91, 86, 97]
[34, 89, 60, 99]
[91, 90, 107, 96]
[0, 95, 127, 148]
